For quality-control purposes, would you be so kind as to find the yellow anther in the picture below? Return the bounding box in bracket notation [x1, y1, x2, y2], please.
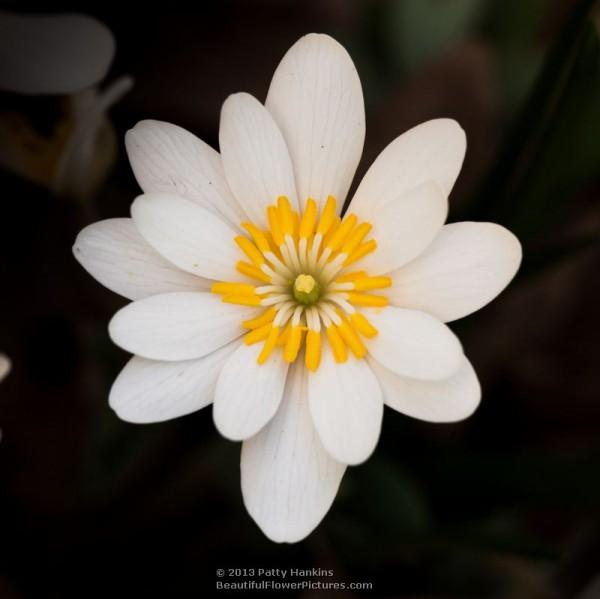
[326, 325, 348, 363]
[294, 274, 316, 294]
[305, 330, 322, 372]
[236, 261, 272, 283]
[346, 292, 389, 308]
[277, 196, 294, 236]
[242, 307, 277, 329]
[350, 312, 378, 338]
[341, 222, 372, 255]
[292, 211, 300, 241]
[267, 206, 284, 246]
[322, 217, 341, 251]
[284, 325, 303, 363]
[278, 322, 292, 346]
[335, 271, 368, 283]
[299, 198, 318, 238]
[257, 326, 280, 364]
[235, 236, 265, 267]
[352, 276, 392, 291]
[222, 294, 262, 307]
[343, 239, 377, 267]
[338, 320, 367, 358]
[211, 282, 256, 296]
[244, 323, 272, 345]
[316, 195, 337, 235]
[326, 214, 357, 252]
[241, 223, 271, 254]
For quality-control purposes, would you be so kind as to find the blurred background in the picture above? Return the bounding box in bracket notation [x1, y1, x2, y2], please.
[1, 1, 599, 597]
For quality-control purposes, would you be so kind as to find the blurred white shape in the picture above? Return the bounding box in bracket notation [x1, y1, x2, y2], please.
[0, 354, 10, 382]
[0, 11, 115, 95]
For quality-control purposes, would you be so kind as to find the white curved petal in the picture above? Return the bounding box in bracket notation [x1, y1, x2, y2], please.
[109, 341, 239, 423]
[219, 93, 298, 227]
[368, 355, 481, 423]
[125, 120, 244, 227]
[131, 193, 241, 281]
[0, 354, 11, 382]
[73, 218, 209, 300]
[350, 119, 466, 215]
[266, 33, 365, 210]
[353, 181, 447, 275]
[241, 360, 346, 543]
[108, 292, 255, 361]
[308, 343, 383, 465]
[0, 12, 114, 94]
[364, 307, 463, 381]
[213, 342, 289, 441]
[389, 222, 522, 322]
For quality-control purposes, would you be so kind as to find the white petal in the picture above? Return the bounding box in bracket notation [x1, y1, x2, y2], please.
[241, 360, 346, 543]
[131, 192, 241, 281]
[266, 33, 365, 210]
[349, 119, 466, 215]
[213, 342, 289, 441]
[368, 355, 481, 423]
[0, 12, 114, 94]
[108, 292, 254, 361]
[109, 341, 239, 423]
[125, 120, 244, 227]
[352, 181, 448, 275]
[389, 222, 522, 322]
[364, 307, 463, 380]
[0, 354, 11, 382]
[219, 93, 298, 227]
[308, 343, 383, 465]
[73, 218, 209, 300]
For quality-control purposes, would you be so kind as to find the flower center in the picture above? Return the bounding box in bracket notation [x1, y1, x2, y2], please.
[293, 274, 320, 305]
[211, 195, 391, 371]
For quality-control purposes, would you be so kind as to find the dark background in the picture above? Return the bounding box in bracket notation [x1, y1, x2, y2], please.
[1, 1, 600, 597]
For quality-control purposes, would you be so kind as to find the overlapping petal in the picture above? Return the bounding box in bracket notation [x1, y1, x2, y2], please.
[364, 307, 463, 380]
[109, 292, 256, 361]
[109, 341, 239, 423]
[213, 342, 289, 440]
[219, 93, 298, 227]
[73, 218, 209, 300]
[241, 360, 346, 543]
[389, 222, 522, 322]
[126, 120, 244, 226]
[308, 343, 383, 465]
[368, 356, 481, 423]
[266, 33, 365, 210]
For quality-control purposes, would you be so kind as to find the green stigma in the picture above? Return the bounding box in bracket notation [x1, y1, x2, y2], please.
[293, 274, 321, 305]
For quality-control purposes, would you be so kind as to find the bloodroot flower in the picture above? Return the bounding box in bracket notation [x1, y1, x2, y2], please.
[73, 34, 521, 543]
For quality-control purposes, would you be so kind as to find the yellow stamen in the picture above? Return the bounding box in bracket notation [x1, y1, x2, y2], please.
[326, 325, 348, 363]
[352, 276, 392, 291]
[257, 326, 280, 364]
[335, 271, 368, 283]
[305, 330, 321, 371]
[222, 294, 262, 307]
[299, 198, 317, 238]
[267, 206, 284, 246]
[350, 312, 378, 338]
[346, 292, 389, 308]
[277, 196, 294, 236]
[278, 322, 292, 346]
[321, 217, 341, 251]
[244, 323, 272, 345]
[341, 222, 372, 255]
[326, 214, 357, 252]
[211, 282, 256, 296]
[236, 261, 272, 283]
[235, 236, 264, 267]
[343, 239, 377, 267]
[241, 223, 271, 254]
[316, 195, 337, 235]
[284, 325, 303, 362]
[242, 307, 277, 329]
[338, 320, 367, 358]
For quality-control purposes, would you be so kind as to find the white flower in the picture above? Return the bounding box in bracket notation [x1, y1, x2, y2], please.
[0, 354, 10, 382]
[73, 34, 521, 543]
